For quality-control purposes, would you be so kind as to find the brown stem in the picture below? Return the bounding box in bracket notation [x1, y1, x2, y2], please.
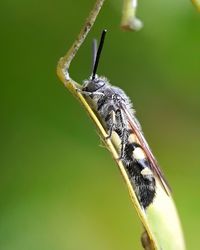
[57, 0, 105, 86]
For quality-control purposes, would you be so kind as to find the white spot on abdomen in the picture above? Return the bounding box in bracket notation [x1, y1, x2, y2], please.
[133, 147, 146, 160]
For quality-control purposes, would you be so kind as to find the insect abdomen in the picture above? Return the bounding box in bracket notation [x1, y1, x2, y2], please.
[123, 140, 156, 208]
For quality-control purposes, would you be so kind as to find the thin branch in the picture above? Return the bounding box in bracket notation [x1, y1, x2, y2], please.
[57, 0, 105, 87]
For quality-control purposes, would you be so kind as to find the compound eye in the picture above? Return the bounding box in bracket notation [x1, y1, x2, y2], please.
[91, 79, 105, 91]
[83, 80, 98, 92]
[83, 76, 106, 92]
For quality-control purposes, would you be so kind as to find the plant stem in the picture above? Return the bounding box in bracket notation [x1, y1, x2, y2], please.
[121, 0, 143, 31]
[57, 0, 105, 87]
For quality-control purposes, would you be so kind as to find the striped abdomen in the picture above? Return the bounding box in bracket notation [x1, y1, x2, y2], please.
[122, 133, 156, 208]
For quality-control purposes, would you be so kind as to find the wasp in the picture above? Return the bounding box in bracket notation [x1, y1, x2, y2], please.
[80, 30, 169, 209]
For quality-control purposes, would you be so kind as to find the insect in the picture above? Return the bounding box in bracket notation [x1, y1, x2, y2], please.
[80, 29, 169, 209]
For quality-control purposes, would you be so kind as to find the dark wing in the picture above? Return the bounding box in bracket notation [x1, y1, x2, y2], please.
[121, 104, 171, 195]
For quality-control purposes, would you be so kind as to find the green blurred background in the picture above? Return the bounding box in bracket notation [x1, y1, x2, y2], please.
[1, 0, 200, 249]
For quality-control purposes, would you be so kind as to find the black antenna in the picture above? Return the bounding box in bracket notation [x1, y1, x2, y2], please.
[91, 29, 107, 80]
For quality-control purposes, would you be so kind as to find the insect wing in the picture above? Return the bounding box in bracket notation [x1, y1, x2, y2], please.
[121, 104, 170, 195]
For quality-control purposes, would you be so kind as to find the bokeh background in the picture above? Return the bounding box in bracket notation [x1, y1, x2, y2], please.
[1, 0, 200, 249]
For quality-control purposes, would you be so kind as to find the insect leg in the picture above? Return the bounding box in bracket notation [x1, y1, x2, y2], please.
[119, 128, 129, 159]
[105, 110, 116, 139]
[115, 109, 129, 159]
[76, 88, 105, 96]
